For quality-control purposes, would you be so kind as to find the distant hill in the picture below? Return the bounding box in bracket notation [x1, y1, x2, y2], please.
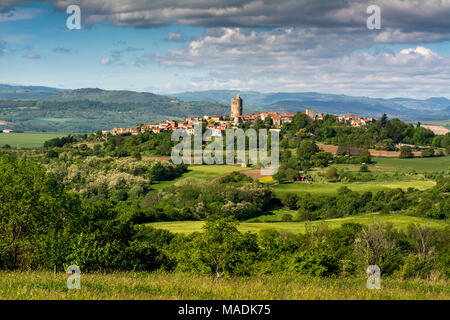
[0, 84, 66, 99]
[48, 88, 175, 104]
[1, 84, 449, 132]
[0, 86, 228, 133]
[171, 90, 450, 121]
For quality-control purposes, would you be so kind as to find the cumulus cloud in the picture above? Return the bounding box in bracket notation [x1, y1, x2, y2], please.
[152, 27, 450, 97]
[42, 0, 450, 33]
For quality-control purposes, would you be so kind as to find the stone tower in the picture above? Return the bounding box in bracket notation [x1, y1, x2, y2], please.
[231, 95, 243, 118]
[306, 109, 315, 120]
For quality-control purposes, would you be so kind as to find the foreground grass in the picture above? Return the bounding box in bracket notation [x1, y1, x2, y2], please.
[0, 271, 448, 300]
[149, 214, 448, 234]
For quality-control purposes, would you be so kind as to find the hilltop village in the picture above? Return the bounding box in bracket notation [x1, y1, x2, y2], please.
[103, 94, 376, 136]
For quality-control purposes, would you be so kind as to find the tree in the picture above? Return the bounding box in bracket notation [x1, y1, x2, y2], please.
[324, 167, 339, 182]
[311, 152, 333, 167]
[0, 155, 81, 270]
[359, 150, 372, 163]
[297, 140, 319, 160]
[178, 217, 258, 278]
[399, 146, 414, 159]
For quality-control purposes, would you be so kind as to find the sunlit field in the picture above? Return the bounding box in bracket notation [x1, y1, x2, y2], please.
[272, 180, 435, 197]
[0, 132, 69, 148]
[0, 271, 448, 300]
[148, 213, 448, 234]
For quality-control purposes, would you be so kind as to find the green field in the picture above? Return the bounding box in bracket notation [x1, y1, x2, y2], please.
[1, 271, 447, 300]
[272, 179, 435, 197]
[373, 156, 450, 173]
[149, 213, 448, 234]
[422, 119, 450, 129]
[152, 165, 252, 191]
[0, 132, 69, 148]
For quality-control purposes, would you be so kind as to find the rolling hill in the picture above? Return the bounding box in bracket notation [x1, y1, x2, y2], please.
[1, 84, 450, 133]
[171, 90, 450, 121]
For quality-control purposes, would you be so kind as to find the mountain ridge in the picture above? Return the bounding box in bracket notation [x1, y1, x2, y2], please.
[0, 84, 449, 122]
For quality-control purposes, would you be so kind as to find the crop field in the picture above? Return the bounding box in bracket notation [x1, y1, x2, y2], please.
[151, 165, 252, 191]
[148, 214, 448, 234]
[272, 179, 434, 197]
[0, 271, 447, 300]
[422, 119, 450, 129]
[0, 132, 70, 148]
[372, 156, 450, 173]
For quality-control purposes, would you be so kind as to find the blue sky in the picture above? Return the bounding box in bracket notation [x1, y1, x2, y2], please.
[1, 0, 450, 99]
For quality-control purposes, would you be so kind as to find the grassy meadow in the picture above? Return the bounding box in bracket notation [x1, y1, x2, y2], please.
[0, 132, 70, 148]
[373, 156, 450, 173]
[272, 179, 435, 197]
[0, 271, 448, 300]
[151, 165, 252, 191]
[149, 213, 448, 234]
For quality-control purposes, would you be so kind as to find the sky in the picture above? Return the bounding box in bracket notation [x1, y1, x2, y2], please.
[0, 0, 450, 99]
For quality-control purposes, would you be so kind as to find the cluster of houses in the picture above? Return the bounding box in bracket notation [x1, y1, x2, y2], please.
[337, 115, 375, 127]
[103, 112, 297, 137]
[101, 95, 376, 137]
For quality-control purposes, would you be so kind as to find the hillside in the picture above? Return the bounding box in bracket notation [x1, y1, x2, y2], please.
[0, 87, 229, 132]
[172, 90, 450, 121]
[0, 84, 65, 99]
[48, 88, 175, 104]
[1, 84, 450, 132]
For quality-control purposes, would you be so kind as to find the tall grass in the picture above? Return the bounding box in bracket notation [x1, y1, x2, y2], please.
[0, 272, 448, 300]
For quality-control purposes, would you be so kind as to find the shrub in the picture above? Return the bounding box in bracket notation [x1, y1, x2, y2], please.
[360, 164, 369, 172]
[399, 146, 414, 158]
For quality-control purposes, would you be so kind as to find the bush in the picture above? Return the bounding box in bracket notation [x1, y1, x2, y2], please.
[324, 167, 339, 182]
[282, 214, 293, 222]
[360, 164, 369, 172]
[399, 146, 414, 159]
[402, 255, 435, 279]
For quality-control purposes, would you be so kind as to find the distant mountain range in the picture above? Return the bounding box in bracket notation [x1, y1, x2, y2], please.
[171, 90, 450, 121]
[0, 84, 65, 99]
[0, 86, 228, 132]
[0, 85, 449, 133]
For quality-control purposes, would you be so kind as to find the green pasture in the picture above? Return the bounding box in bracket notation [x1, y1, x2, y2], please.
[148, 213, 448, 235]
[151, 165, 252, 191]
[421, 119, 450, 129]
[272, 179, 435, 197]
[0, 132, 69, 148]
[372, 156, 450, 173]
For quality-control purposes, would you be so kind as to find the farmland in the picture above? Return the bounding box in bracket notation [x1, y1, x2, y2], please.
[148, 213, 448, 234]
[272, 179, 434, 197]
[0, 132, 70, 148]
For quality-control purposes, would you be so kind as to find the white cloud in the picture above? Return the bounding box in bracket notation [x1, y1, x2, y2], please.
[151, 27, 450, 98]
[100, 57, 112, 65]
